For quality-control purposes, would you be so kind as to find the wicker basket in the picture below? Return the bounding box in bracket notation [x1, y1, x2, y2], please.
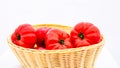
[7, 24, 105, 68]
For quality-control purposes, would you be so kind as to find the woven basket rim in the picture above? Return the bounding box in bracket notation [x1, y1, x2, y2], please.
[32, 24, 72, 28]
[7, 24, 105, 53]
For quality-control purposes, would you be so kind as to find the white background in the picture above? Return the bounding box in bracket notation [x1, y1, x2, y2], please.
[0, 0, 120, 67]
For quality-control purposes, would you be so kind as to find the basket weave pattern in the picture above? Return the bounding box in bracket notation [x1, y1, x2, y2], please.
[7, 24, 105, 68]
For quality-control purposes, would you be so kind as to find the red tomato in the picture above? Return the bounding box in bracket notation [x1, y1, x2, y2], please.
[36, 27, 51, 48]
[46, 28, 73, 50]
[70, 22, 101, 47]
[35, 46, 46, 50]
[11, 24, 37, 48]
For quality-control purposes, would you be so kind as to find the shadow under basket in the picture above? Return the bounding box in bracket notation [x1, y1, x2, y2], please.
[7, 24, 105, 68]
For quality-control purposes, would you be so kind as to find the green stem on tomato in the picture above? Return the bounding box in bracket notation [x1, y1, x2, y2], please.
[78, 32, 84, 39]
[16, 34, 21, 40]
[59, 39, 64, 45]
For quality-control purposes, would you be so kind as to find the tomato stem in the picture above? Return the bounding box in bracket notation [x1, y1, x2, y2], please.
[59, 39, 64, 45]
[41, 40, 46, 48]
[78, 32, 84, 39]
[16, 34, 21, 40]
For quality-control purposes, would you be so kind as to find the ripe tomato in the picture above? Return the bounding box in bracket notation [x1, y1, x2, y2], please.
[70, 22, 101, 47]
[36, 27, 51, 48]
[11, 24, 37, 48]
[46, 28, 73, 50]
[34, 46, 46, 50]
